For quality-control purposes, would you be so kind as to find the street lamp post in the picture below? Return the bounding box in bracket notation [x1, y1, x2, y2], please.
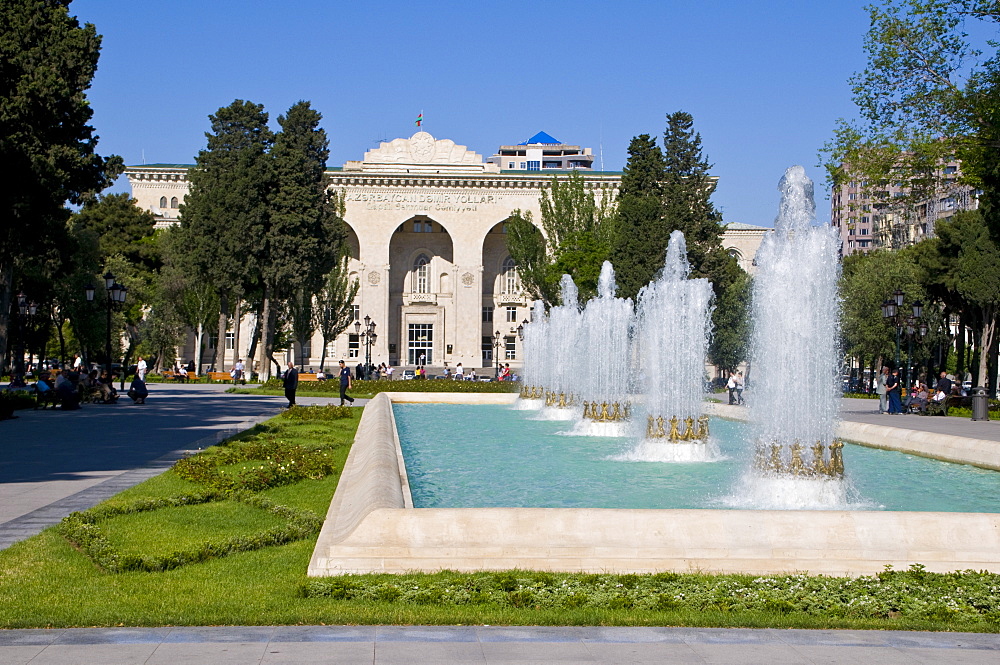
[14, 292, 37, 381]
[354, 316, 376, 380]
[493, 330, 501, 377]
[882, 291, 924, 389]
[85, 271, 127, 383]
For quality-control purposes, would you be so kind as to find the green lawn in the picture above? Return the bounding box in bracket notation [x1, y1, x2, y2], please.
[0, 405, 997, 631]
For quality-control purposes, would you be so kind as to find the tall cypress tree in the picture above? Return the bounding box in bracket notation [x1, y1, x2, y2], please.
[179, 100, 274, 370]
[613, 134, 666, 301]
[662, 111, 747, 370]
[261, 101, 344, 378]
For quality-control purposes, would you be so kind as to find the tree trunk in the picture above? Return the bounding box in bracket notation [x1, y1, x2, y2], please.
[319, 333, 328, 373]
[232, 297, 242, 365]
[955, 314, 966, 380]
[0, 261, 13, 376]
[55, 307, 67, 367]
[258, 288, 273, 382]
[194, 321, 205, 374]
[212, 291, 228, 371]
[246, 301, 262, 377]
[979, 308, 996, 391]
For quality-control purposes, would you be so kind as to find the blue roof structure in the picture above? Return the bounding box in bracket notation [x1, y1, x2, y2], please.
[518, 131, 560, 145]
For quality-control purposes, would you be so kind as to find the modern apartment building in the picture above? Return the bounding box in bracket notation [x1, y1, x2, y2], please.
[831, 161, 979, 256]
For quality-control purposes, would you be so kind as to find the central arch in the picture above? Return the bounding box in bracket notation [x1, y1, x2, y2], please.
[388, 216, 455, 366]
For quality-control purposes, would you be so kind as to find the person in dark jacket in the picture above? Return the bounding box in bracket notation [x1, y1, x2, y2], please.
[283, 361, 299, 408]
[339, 359, 355, 407]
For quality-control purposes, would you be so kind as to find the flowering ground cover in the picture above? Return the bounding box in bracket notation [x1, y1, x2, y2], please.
[0, 405, 997, 630]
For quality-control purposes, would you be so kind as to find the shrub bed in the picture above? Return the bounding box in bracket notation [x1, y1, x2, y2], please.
[301, 565, 1000, 623]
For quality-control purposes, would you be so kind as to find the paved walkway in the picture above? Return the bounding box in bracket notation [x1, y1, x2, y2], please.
[0, 625, 997, 664]
[839, 396, 1000, 441]
[0, 383, 362, 549]
[2, 389, 999, 663]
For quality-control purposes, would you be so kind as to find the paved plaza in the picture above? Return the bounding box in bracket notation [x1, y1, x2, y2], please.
[0, 625, 998, 664]
[1, 386, 998, 663]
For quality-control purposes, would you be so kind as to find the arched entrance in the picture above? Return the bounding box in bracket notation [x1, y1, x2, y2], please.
[387, 216, 455, 367]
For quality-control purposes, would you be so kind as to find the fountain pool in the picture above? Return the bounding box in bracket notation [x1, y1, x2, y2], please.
[394, 403, 1000, 513]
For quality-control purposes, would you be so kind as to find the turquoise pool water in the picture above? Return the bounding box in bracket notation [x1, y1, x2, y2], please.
[393, 404, 1000, 512]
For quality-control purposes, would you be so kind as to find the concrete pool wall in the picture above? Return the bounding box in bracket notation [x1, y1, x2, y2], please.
[307, 393, 1000, 577]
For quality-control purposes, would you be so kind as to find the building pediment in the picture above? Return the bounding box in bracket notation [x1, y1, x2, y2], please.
[343, 132, 500, 175]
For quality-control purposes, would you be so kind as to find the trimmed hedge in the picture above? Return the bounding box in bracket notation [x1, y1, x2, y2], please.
[60, 491, 322, 573]
[261, 378, 520, 394]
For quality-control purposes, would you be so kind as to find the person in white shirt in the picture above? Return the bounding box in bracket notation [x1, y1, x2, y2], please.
[454, 363, 463, 379]
[136, 356, 147, 380]
[72, 354, 83, 370]
[385, 366, 394, 380]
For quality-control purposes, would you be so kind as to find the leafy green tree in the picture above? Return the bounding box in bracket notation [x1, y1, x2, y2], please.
[505, 172, 616, 305]
[0, 0, 122, 372]
[840, 249, 925, 375]
[613, 134, 667, 301]
[179, 99, 274, 371]
[313, 254, 360, 372]
[932, 210, 1000, 386]
[710, 271, 751, 372]
[822, 0, 1000, 236]
[504, 210, 552, 304]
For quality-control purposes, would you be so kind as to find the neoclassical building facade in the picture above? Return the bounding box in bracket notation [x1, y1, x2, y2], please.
[127, 131, 763, 373]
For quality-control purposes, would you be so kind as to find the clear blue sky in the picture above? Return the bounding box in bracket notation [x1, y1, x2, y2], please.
[73, 0, 876, 226]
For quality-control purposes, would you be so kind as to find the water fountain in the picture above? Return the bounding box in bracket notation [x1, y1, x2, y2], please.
[625, 230, 718, 461]
[731, 165, 847, 508]
[571, 262, 634, 436]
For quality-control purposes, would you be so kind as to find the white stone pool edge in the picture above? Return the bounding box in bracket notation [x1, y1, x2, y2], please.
[307, 393, 1000, 577]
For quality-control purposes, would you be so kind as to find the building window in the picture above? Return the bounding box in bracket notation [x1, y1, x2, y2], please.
[527, 161, 540, 171]
[225, 332, 235, 350]
[208, 333, 218, 349]
[519, 162, 526, 169]
[348, 334, 359, 358]
[482, 306, 494, 323]
[351, 304, 359, 323]
[507, 162, 514, 169]
[482, 336, 493, 366]
[408, 324, 433, 365]
[413, 220, 433, 233]
[505, 336, 516, 360]
[502, 257, 517, 294]
[506, 306, 517, 323]
[413, 254, 430, 293]
[170, 197, 179, 208]
[159, 196, 167, 208]
[944, 165, 958, 174]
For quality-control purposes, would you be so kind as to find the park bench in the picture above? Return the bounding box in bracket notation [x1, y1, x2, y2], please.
[923, 394, 968, 416]
[298, 373, 319, 382]
[207, 371, 232, 382]
[34, 384, 61, 410]
[161, 371, 189, 382]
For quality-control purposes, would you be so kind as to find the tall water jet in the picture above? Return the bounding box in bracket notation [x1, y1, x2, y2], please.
[537, 274, 582, 420]
[626, 230, 717, 461]
[516, 300, 548, 408]
[570, 261, 634, 436]
[737, 165, 845, 507]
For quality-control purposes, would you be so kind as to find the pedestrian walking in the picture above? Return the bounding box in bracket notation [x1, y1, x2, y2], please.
[283, 361, 298, 408]
[338, 360, 355, 407]
[136, 355, 147, 381]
